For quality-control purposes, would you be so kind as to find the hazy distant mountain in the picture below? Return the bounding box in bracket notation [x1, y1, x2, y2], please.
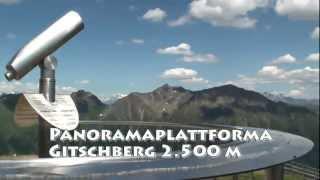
[263, 92, 319, 113]
[71, 90, 107, 119]
[101, 93, 128, 105]
[103, 84, 193, 121]
[103, 84, 317, 125]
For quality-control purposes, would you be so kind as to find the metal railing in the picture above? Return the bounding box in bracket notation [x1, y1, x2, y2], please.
[285, 162, 319, 180]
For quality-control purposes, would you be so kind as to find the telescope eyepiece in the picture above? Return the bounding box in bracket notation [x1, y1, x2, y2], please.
[5, 71, 14, 81]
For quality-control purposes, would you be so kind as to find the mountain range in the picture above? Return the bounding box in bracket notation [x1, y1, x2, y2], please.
[263, 92, 319, 113]
[0, 84, 318, 167]
[102, 84, 318, 125]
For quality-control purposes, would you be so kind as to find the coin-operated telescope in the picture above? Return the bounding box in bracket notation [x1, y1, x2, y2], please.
[4, 11, 84, 157]
[5, 11, 84, 81]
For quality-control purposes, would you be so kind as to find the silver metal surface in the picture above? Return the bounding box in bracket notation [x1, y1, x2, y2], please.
[38, 56, 57, 158]
[5, 11, 83, 81]
[0, 121, 314, 179]
[39, 56, 57, 102]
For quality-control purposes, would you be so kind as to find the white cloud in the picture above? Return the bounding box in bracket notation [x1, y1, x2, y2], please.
[161, 68, 198, 79]
[157, 43, 192, 56]
[185, 0, 269, 28]
[100, 93, 128, 104]
[311, 27, 319, 40]
[142, 8, 167, 22]
[275, 0, 319, 20]
[234, 65, 319, 86]
[181, 77, 209, 84]
[157, 43, 219, 63]
[183, 53, 218, 63]
[115, 39, 145, 45]
[161, 68, 209, 85]
[58, 86, 77, 94]
[258, 65, 284, 77]
[271, 54, 296, 64]
[103, 93, 127, 103]
[283, 66, 319, 85]
[0, 0, 21, 5]
[223, 74, 266, 90]
[78, 80, 90, 85]
[0, 81, 36, 94]
[226, 72, 287, 90]
[0, 81, 77, 94]
[113, 93, 127, 99]
[131, 38, 145, 44]
[168, 15, 191, 27]
[288, 89, 304, 97]
[169, 0, 318, 28]
[257, 65, 319, 86]
[222, 80, 255, 90]
[305, 53, 319, 62]
[223, 65, 319, 98]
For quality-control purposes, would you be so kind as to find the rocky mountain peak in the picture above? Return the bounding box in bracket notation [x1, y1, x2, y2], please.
[199, 84, 270, 103]
[71, 90, 105, 111]
[153, 84, 188, 94]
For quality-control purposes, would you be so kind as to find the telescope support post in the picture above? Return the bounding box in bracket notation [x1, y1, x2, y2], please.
[38, 56, 57, 158]
[265, 165, 284, 180]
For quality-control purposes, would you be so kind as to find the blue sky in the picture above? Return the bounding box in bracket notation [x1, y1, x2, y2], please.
[0, 0, 319, 99]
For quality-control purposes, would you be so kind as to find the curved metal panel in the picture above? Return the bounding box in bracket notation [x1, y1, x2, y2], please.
[0, 121, 313, 179]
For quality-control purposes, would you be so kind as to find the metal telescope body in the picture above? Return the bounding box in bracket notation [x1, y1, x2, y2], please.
[5, 11, 84, 81]
[4, 11, 84, 157]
